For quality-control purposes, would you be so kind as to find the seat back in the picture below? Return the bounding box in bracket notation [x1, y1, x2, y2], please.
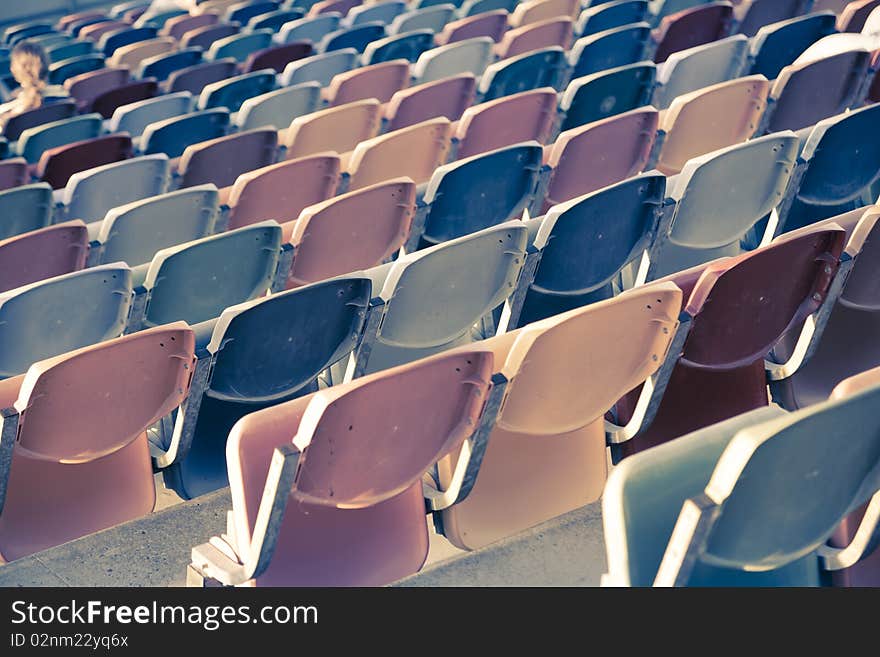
[569, 22, 652, 79]
[509, 0, 578, 27]
[749, 12, 838, 80]
[577, 0, 650, 36]
[653, 2, 734, 64]
[0, 221, 88, 294]
[178, 129, 278, 189]
[436, 9, 508, 45]
[653, 34, 749, 108]
[64, 66, 129, 110]
[108, 92, 193, 137]
[161, 12, 219, 40]
[46, 41, 95, 64]
[500, 17, 574, 59]
[346, 117, 452, 190]
[390, 4, 456, 34]
[198, 70, 277, 113]
[226, 0, 281, 25]
[98, 185, 219, 266]
[546, 107, 658, 210]
[141, 109, 230, 159]
[737, 0, 811, 38]
[90, 79, 159, 119]
[479, 46, 568, 100]
[0, 264, 133, 378]
[838, 0, 880, 32]
[559, 61, 656, 130]
[284, 99, 381, 159]
[0, 158, 27, 192]
[227, 154, 341, 230]
[412, 37, 494, 83]
[326, 59, 410, 105]
[166, 59, 239, 96]
[49, 53, 106, 85]
[139, 47, 203, 81]
[320, 21, 386, 53]
[309, 0, 362, 17]
[364, 30, 435, 67]
[243, 41, 314, 73]
[278, 13, 342, 45]
[17, 114, 102, 165]
[2, 100, 76, 142]
[107, 37, 176, 71]
[248, 9, 307, 32]
[62, 155, 169, 224]
[100, 26, 159, 57]
[37, 133, 134, 190]
[209, 30, 275, 62]
[0, 183, 53, 240]
[280, 48, 358, 86]
[237, 82, 321, 131]
[385, 74, 476, 131]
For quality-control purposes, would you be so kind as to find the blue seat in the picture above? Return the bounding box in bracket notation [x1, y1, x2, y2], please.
[749, 12, 838, 80]
[559, 61, 656, 130]
[736, 0, 815, 38]
[460, 0, 517, 15]
[279, 48, 359, 86]
[409, 142, 544, 251]
[88, 184, 219, 267]
[0, 183, 53, 241]
[479, 47, 568, 101]
[108, 92, 194, 138]
[46, 41, 94, 64]
[135, 9, 188, 29]
[156, 275, 373, 499]
[197, 70, 277, 113]
[347, 1, 408, 26]
[248, 8, 306, 31]
[567, 22, 652, 80]
[507, 172, 663, 329]
[48, 54, 106, 85]
[58, 155, 170, 224]
[99, 26, 159, 56]
[141, 108, 230, 158]
[235, 82, 322, 130]
[363, 29, 434, 64]
[138, 47, 203, 81]
[4, 22, 54, 45]
[651, 0, 712, 25]
[226, 1, 282, 25]
[576, 0, 650, 37]
[0, 264, 133, 379]
[389, 4, 457, 34]
[320, 21, 386, 53]
[277, 13, 343, 45]
[208, 29, 274, 63]
[780, 103, 880, 233]
[69, 16, 115, 37]
[16, 114, 102, 164]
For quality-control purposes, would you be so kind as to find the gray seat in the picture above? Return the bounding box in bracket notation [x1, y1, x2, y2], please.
[57, 155, 169, 224]
[234, 82, 322, 131]
[88, 184, 220, 267]
[279, 48, 359, 86]
[0, 183, 53, 240]
[277, 13, 343, 45]
[16, 114, 103, 164]
[0, 263, 133, 379]
[140, 108, 230, 159]
[107, 92, 194, 138]
[412, 37, 494, 84]
[389, 4, 457, 34]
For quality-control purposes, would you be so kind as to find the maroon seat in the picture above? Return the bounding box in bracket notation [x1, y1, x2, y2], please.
[384, 74, 477, 132]
[242, 42, 314, 74]
[180, 22, 240, 51]
[652, 2, 734, 64]
[177, 129, 278, 189]
[64, 67, 130, 112]
[612, 226, 847, 459]
[436, 10, 508, 45]
[0, 221, 89, 293]
[160, 12, 219, 40]
[88, 78, 159, 119]
[2, 100, 77, 142]
[36, 134, 134, 190]
[166, 59, 238, 95]
[308, 0, 362, 17]
[0, 158, 29, 192]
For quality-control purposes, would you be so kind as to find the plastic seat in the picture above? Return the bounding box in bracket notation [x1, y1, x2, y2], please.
[453, 88, 558, 160]
[208, 30, 274, 63]
[350, 221, 527, 376]
[0, 184, 53, 241]
[414, 143, 543, 250]
[460, 0, 517, 15]
[0, 158, 28, 192]
[283, 178, 414, 287]
[412, 37, 494, 84]
[763, 48, 872, 132]
[813, 0, 857, 12]
[160, 12, 220, 40]
[319, 21, 386, 52]
[0, 324, 195, 562]
[177, 129, 278, 189]
[248, 8, 306, 31]
[324, 59, 410, 105]
[90, 79, 159, 119]
[363, 29, 434, 64]
[652, 2, 734, 64]
[735, 0, 813, 38]
[236, 82, 321, 131]
[108, 92, 194, 138]
[283, 99, 381, 159]
[748, 11, 838, 80]
[648, 131, 799, 279]
[141, 109, 231, 159]
[277, 13, 343, 45]
[655, 75, 769, 175]
[58, 155, 169, 225]
[435, 10, 509, 45]
[838, 0, 880, 32]
[479, 47, 568, 101]
[37, 133, 133, 191]
[345, 117, 452, 191]
[107, 37, 175, 71]
[576, 0, 650, 37]
[180, 23, 241, 52]
[508, 0, 579, 28]
[0, 264, 133, 379]
[224, 154, 341, 230]
[347, 1, 407, 26]
[243, 41, 313, 73]
[384, 74, 476, 131]
[612, 226, 847, 459]
[652, 34, 749, 108]
[131, 222, 284, 333]
[279, 48, 358, 86]
[197, 70, 277, 113]
[136, 8, 188, 28]
[539, 107, 659, 212]
[57, 11, 106, 32]
[781, 103, 880, 232]
[226, 0, 282, 25]
[99, 27, 159, 57]
[389, 4, 456, 34]
[189, 347, 493, 586]
[90, 185, 220, 267]
[64, 67, 130, 112]
[309, 0, 363, 16]
[16, 114, 102, 165]
[1, 100, 76, 142]
[512, 173, 664, 328]
[166, 59, 239, 96]
[46, 41, 95, 64]
[78, 21, 129, 43]
[559, 61, 656, 130]
[495, 17, 574, 59]
[49, 54, 106, 85]
[568, 22, 652, 79]
[436, 282, 681, 551]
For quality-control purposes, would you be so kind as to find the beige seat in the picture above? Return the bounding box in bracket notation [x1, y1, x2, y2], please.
[495, 17, 574, 59]
[508, 0, 580, 27]
[107, 37, 177, 72]
[323, 60, 411, 106]
[282, 99, 382, 160]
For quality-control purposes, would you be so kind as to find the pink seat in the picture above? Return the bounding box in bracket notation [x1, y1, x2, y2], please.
[180, 23, 240, 51]
[308, 0, 362, 17]
[282, 177, 415, 287]
[283, 99, 382, 160]
[324, 59, 411, 106]
[541, 106, 658, 212]
[177, 129, 278, 189]
[495, 17, 574, 59]
[652, 2, 734, 64]
[0, 221, 89, 294]
[64, 67, 131, 112]
[384, 74, 477, 132]
[166, 59, 239, 96]
[36, 134, 134, 191]
[79, 20, 128, 41]
[454, 88, 558, 160]
[225, 154, 341, 231]
[195, 348, 494, 586]
[0, 158, 29, 193]
[0, 323, 196, 562]
[57, 11, 106, 31]
[436, 11, 509, 45]
[160, 12, 220, 40]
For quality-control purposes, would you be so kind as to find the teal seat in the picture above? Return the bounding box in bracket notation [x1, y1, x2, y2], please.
[278, 14, 342, 45]
[207, 30, 274, 63]
[363, 29, 434, 64]
[389, 4, 456, 34]
[108, 92, 194, 138]
[235, 82, 321, 131]
[197, 70, 277, 113]
[568, 22, 652, 79]
[17, 114, 102, 164]
[348, 1, 407, 26]
[48, 54, 106, 85]
[140, 108, 230, 158]
[279, 48, 359, 86]
[479, 47, 568, 101]
[0, 183, 53, 240]
[559, 61, 656, 130]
